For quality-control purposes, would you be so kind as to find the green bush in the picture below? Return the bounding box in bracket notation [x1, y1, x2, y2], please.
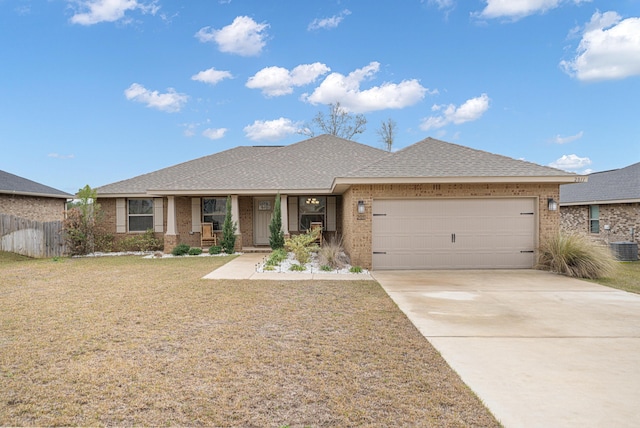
[188, 247, 203, 256]
[269, 193, 285, 250]
[320, 265, 333, 272]
[537, 233, 617, 279]
[318, 236, 350, 269]
[289, 263, 306, 272]
[284, 228, 320, 265]
[349, 266, 363, 274]
[171, 244, 191, 256]
[220, 195, 237, 254]
[208, 245, 222, 255]
[266, 248, 288, 266]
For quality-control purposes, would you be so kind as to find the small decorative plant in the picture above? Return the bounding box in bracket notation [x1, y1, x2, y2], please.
[289, 263, 306, 272]
[284, 228, 321, 265]
[208, 245, 222, 255]
[349, 266, 363, 274]
[171, 244, 191, 256]
[188, 247, 203, 256]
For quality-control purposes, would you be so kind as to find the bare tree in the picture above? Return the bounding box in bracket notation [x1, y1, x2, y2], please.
[299, 102, 367, 140]
[377, 118, 397, 152]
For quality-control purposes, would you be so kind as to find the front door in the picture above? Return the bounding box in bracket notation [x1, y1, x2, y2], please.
[254, 196, 274, 246]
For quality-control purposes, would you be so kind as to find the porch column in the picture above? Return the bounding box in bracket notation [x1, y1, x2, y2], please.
[280, 194, 289, 236]
[231, 195, 240, 233]
[163, 196, 178, 253]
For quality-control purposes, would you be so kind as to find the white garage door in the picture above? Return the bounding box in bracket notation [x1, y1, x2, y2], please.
[372, 198, 536, 270]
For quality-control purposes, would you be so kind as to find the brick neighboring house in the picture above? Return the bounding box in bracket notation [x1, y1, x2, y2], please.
[0, 170, 71, 222]
[95, 135, 577, 270]
[560, 162, 640, 252]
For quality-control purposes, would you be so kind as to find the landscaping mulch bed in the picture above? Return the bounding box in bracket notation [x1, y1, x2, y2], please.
[0, 253, 499, 427]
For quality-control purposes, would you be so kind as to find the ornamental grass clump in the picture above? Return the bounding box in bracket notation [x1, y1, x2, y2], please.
[318, 236, 350, 270]
[538, 233, 617, 279]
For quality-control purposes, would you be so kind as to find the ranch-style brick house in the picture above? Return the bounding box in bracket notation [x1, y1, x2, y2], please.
[560, 162, 639, 253]
[0, 169, 71, 222]
[95, 135, 578, 270]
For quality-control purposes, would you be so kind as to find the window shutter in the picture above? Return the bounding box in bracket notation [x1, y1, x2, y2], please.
[326, 196, 336, 232]
[288, 196, 298, 232]
[153, 198, 164, 232]
[116, 198, 126, 233]
[191, 198, 201, 233]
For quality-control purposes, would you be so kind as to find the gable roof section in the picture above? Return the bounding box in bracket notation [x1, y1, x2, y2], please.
[560, 162, 640, 205]
[95, 146, 280, 196]
[147, 135, 389, 194]
[337, 137, 576, 185]
[0, 170, 72, 199]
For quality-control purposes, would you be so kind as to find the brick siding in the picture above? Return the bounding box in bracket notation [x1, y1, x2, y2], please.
[561, 203, 639, 249]
[342, 183, 561, 269]
[0, 194, 66, 222]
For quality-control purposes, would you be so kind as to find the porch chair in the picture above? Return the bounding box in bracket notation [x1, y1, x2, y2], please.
[201, 222, 217, 248]
[310, 222, 323, 246]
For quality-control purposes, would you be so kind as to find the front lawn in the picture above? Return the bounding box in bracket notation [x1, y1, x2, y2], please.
[0, 253, 498, 427]
[591, 261, 640, 294]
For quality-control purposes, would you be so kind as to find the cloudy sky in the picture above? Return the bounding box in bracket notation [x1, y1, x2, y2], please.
[1, 0, 639, 193]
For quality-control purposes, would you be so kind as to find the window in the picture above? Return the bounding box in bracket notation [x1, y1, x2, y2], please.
[299, 196, 325, 231]
[203, 197, 226, 231]
[128, 199, 154, 232]
[589, 205, 600, 234]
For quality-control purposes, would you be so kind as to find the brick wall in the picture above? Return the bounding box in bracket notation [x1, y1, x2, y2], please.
[0, 194, 67, 222]
[561, 203, 639, 247]
[342, 183, 561, 269]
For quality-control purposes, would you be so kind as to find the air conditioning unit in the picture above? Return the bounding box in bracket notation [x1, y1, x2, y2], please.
[609, 242, 639, 261]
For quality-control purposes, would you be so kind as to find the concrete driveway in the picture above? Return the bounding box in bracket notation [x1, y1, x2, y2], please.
[371, 269, 640, 428]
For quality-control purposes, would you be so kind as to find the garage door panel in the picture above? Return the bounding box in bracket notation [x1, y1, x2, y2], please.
[372, 198, 536, 270]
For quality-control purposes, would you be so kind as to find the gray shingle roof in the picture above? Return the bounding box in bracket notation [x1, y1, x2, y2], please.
[0, 170, 72, 198]
[346, 137, 575, 178]
[151, 134, 389, 192]
[560, 162, 640, 204]
[95, 146, 280, 195]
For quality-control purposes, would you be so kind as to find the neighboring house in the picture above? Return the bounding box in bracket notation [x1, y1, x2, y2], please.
[560, 162, 640, 249]
[0, 170, 71, 222]
[95, 135, 577, 270]
[0, 169, 72, 257]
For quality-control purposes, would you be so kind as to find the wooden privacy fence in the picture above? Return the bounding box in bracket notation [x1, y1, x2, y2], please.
[0, 214, 67, 258]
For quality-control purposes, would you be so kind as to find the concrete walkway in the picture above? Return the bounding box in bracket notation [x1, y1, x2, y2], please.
[202, 253, 373, 280]
[372, 269, 640, 428]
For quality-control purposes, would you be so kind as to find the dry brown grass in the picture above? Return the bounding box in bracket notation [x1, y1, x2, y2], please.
[0, 253, 498, 427]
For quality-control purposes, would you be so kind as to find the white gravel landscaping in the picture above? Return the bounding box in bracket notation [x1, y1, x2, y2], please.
[255, 251, 369, 275]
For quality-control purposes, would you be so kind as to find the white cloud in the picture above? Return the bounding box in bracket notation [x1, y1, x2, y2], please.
[560, 11, 640, 81]
[202, 128, 227, 140]
[303, 62, 430, 113]
[549, 154, 592, 172]
[552, 131, 584, 144]
[420, 93, 490, 130]
[195, 16, 268, 56]
[191, 68, 233, 85]
[475, 0, 590, 21]
[308, 9, 351, 31]
[246, 63, 330, 97]
[124, 83, 188, 113]
[243, 118, 300, 142]
[69, 0, 159, 25]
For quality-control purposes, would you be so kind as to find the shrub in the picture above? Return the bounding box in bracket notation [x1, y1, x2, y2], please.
[349, 266, 363, 274]
[320, 265, 333, 272]
[171, 244, 191, 256]
[221, 195, 237, 254]
[188, 247, 203, 256]
[208, 245, 222, 255]
[269, 193, 285, 250]
[117, 229, 163, 252]
[289, 263, 306, 272]
[537, 233, 617, 279]
[318, 236, 350, 270]
[64, 185, 102, 255]
[284, 228, 320, 265]
[265, 248, 288, 267]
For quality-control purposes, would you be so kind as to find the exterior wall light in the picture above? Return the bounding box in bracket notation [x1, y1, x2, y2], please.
[357, 200, 366, 214]
[548, 198, 558, 211]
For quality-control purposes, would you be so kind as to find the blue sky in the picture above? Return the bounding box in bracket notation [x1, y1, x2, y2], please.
[1, 0, 639, 194]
